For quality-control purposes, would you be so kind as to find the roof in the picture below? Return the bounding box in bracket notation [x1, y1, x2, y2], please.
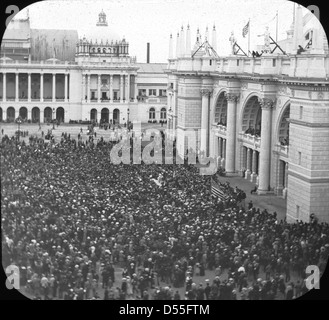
[136, 63, 167, 73]
[2, 19, 31, 41]
[30, 29, 78, 61]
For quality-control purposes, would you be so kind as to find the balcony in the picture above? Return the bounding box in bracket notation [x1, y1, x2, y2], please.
[277, 143, 289, 157]
[240, 133, 261, 148]
[212, 124, 227, 136]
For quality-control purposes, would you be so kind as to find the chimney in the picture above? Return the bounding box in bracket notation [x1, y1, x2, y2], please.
[147, 42, 150, 63]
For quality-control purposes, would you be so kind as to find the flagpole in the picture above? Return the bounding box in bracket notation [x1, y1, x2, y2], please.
[275, 10, 279, 42]
[248, 18, 250, 56]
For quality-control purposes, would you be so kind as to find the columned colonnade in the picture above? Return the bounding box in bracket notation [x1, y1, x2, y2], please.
[0, 72, 69, 102]
[82, 73, 137, 103]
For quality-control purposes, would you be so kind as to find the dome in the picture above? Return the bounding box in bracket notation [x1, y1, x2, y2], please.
[83, 27, 122, 44]
[80, 10, 122, 44]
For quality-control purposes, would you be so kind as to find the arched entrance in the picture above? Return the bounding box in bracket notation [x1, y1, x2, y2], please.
[0, 107, 3, 122]
[19, 107, 28, 120]
[277, 104, 290, 145]
[56, 107, 65, 123]
[241, 96, 262, 135]
[113, 108, 120, 124]
[214, 91, 228, 125]
[44, 107, 52, 123]
[7, 107, 15, 122]
[32, 107, 40, 123]
[101, 108, 109, 123]
[90, 109, 97, 122]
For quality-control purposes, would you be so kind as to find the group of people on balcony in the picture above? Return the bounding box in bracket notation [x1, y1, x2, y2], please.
[280, 137, 289, 146]
[216, 120, 227, 127]
[245, 127, 261, 137]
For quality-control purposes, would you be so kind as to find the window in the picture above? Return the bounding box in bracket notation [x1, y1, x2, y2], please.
[138, 89, 146, 96]
[237, 60, 239, 66]
[298, 151, 301, 165]
[210, 60, 212, 66]
[149, 89, 156, 96]
[160, 107, 166, 119]
[299, 106, 303, 119]
[149, 108, 155, 119]
[159, 89, 167, 96]
[296, 205, 300, 219]
[273, 59, 276, 67]
[170, 83, 173, 89]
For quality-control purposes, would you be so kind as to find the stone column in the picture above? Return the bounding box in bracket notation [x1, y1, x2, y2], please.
[27, 109, 31, 121]
[245, 148, 251, 179]
[126, 74, 130, 102]
[97, 110, 101, 124]
[87, 74, 91, 102]
[40, 73, 44, 102]
[250, 149, 258, 183]
[110, 75, 113, 102]
[82, 74, 85, 101]
[200, 88, 212, 156]
[218, 137, 222, 158]
[120, 75, 123, 103]
[257, 98, 274, 194]
[28, 73, 31, 102]
[64, 73, 68, 102]
[98, 74, 101, 103]
[134, 77, 138, 102]
[3, 73, 6, 102]
[52, 73, 56, 102]
[283, 162, 288, 198]
[224, 92, 239, 174]
[40, 109, 44, 123]
[15, 73, 19, 102]
[221, 139, 226, 167]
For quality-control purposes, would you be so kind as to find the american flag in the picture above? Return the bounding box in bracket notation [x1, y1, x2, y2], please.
[211, 178, 230, 201]
[242, 21, 249, 38]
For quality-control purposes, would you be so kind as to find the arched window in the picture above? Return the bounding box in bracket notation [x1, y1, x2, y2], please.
[160, 107, 166, 119]
[149, 107, 155, 119]
[98, 48, 101, 53]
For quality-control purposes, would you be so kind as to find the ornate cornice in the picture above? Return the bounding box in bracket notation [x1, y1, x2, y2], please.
[258, 97, 275, 109]
[224, 92, 240, 102]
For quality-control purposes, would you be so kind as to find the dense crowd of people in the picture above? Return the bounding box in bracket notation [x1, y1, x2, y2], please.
[1, 129, 328, 300]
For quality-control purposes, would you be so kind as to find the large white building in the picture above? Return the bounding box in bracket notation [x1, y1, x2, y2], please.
[0, 10, 168, 125]
[165, 5, 329, 223]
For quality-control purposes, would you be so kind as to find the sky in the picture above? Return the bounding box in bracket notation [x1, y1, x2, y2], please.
[13, 0, 310, 63]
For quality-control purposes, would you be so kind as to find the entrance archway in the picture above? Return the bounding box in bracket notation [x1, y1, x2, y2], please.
[44, 107, 52, 123]
[7, 107, 15, 122]
[56, 107, 65, 123]
[277, 103, 290, 145]
[241, 95, 262, 135]
[32, 107, 40, 123]
[19, 107, 28, 120]
[113, 108, 120, 124]
[90, 109, 97, 122]
[101, 108, 109, 123]
[214, 91, 228, 125]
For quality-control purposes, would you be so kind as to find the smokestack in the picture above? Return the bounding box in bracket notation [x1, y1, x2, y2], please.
[147, 42, 150, 63]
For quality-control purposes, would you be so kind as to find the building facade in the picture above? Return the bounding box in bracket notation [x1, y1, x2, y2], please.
[0, 10, 167, 125]
[166, 6, 329, 223]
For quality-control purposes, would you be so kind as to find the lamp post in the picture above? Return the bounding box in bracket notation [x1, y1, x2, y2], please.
[127, 108, 130, 131]
[16, 117, 22, 141]
[52, 108, 55, 129]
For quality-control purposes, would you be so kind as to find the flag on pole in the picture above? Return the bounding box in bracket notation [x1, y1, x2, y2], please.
[242, 21, 250, 38]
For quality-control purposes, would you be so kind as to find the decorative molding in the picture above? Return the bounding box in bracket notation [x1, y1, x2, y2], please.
[318, 91, 324, 100]
[258, 97, 275, 109]
[241, 82, 248, 90]
[224, 92, 240, 102]
[200, 88, 213, 97]
[308, 91, 312, 99]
